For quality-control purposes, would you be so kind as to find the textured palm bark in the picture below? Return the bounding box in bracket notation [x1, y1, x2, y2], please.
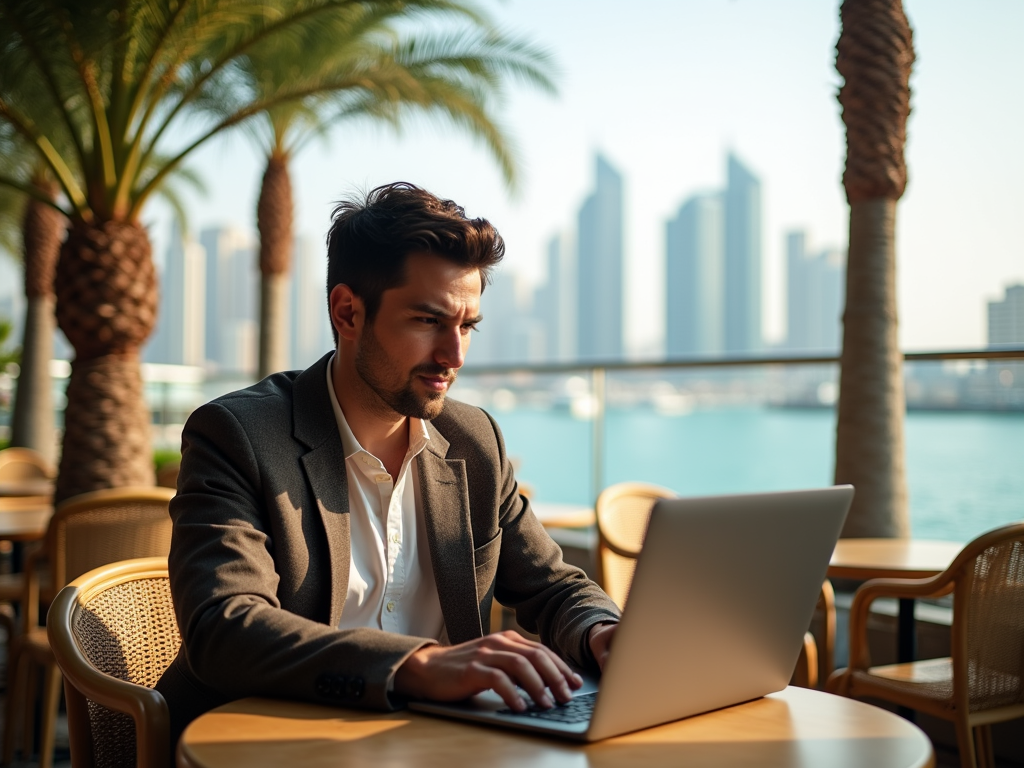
[257, 153, 294, 379]
[53, 219, 158, 502]
[835, 200, 908, 537]
[10, 190, 64, 464]
[833, 0, 914, 538]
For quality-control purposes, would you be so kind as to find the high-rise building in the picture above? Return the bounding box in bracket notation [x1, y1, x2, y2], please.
[199, 225, 257, 373]
[785, 231, 845, 353]
[988, 283, 1024, 347]
[576, 154, 624, 361]
[533, 233, 574, 362]
[665, 193, 724, 358]
[723, 153, 763, 355]
[148, 227, 206, 365]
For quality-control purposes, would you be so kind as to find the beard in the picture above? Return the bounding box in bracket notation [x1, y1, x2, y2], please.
[354, 325, 456, 420]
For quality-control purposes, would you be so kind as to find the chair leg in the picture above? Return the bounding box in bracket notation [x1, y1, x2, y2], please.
[974, 725, 994, 768]
[954, 714, 978, 768]
[2, 641, 28, 763]
[37, 663, 63, 768]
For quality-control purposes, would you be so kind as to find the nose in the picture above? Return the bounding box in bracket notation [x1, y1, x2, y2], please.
[434, 325, 467, 370]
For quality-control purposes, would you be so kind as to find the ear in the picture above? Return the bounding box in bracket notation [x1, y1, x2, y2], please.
[329, 284, 364, 342]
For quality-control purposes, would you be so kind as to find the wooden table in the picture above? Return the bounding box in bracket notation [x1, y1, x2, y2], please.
[0, 478, 55, 497]
[530, 502, 595, 529]
[178, 686, 934, 768]
[828, 538, 963, 664]
[0, 495, 54, 541]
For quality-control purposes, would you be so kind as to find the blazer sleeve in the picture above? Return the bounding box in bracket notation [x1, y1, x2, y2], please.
[483, 411, 622, 669]
[167, 401, 432, 712]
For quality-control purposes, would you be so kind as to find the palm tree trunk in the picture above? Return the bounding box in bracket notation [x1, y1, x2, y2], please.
[833, 0, 915, 538]
[52, 219, 158, 502]
[257, 153, 294, 379]
[834, 199, 908, 537]
[10, 187, 63, 465]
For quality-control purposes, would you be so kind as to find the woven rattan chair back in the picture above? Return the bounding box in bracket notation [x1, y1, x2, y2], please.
[48, 487, 175, 588]
[594, 482, 676, 608]
[48, 557, 177, 768]
[954, 526, 1024, 714]
[0, 446, 55, 481]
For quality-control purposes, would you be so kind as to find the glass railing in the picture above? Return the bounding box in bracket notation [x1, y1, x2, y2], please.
[455, 348, 1024, 544]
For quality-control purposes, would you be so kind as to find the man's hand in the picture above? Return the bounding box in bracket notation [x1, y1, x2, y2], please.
[588, 622, 617, 670]
[394, 631, 583, 712]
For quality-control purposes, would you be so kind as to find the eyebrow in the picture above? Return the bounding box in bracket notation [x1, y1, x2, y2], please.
[412, 303, 483, 325]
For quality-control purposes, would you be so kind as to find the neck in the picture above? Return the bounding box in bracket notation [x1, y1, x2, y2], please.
[331, 352, 409, 472]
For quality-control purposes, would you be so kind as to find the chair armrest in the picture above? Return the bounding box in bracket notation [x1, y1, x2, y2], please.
[847, 575, 955, 670]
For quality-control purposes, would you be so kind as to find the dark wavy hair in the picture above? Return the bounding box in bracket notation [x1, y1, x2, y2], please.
[326, 182, 505, 339]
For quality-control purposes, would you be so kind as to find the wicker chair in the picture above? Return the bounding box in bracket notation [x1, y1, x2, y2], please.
[47, 557, 177, 768]
[594, 481, 828, 689]
[0, 446, 55, 481]
[828, 522, 1024, 768]
[594, 482, 677, 608]
[3, 486, 174, 768]
[0, 495, 52, 636]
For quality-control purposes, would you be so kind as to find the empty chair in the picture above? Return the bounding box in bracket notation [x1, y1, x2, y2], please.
[0, 446, 55, 482]
[828, 522, 1024, 768]
[3, 486, 174, 768]
[47, 557, 177, 768]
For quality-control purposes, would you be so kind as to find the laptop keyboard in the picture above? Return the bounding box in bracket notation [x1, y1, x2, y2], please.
[497, 691, 597, 724]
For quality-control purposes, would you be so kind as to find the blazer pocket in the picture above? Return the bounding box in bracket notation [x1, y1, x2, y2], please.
[473, 529, 503, 571]
[473, 530, 503, 606]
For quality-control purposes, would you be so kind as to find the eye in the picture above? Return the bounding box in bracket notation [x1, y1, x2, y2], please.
[415, 316, 439, 325]
[461, 322, 479, 334]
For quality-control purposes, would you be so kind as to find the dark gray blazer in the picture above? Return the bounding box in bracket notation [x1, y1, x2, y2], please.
[155, 353, 619, 743]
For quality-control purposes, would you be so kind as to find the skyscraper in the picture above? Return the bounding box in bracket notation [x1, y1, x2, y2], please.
[148, 227, 206, 365]
[723, 153, 763, 355]
[576, 154, 624, 361]
[665, 193, 724, 358]
[533, 233, 573, 362]
[988, 283, 1024, 347]
[785, 231, 845, 353]
[199, 226, 257, 373]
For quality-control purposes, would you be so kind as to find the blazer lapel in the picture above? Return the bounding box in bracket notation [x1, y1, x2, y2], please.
[294, 353, 350, 627]
[418, 423, 483, 642]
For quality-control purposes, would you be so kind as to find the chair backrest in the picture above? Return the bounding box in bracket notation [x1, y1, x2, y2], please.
[0, 447, 55, 481]
[47, 557, 177, 768]
[949, 522, 1024, 714]
[47, 487, 175, 589]
[595, 482, 676, 608]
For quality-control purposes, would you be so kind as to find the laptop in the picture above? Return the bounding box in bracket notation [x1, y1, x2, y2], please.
[409, 485, 853, 741]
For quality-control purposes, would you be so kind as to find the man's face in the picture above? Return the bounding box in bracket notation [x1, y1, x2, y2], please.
[354, 251, 483, 420]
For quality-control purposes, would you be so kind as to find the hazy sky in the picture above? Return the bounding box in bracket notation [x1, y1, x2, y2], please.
[147, 0, 1024, 354]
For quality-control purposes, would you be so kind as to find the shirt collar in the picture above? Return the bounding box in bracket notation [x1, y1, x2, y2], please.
[325, 354, 430, 460]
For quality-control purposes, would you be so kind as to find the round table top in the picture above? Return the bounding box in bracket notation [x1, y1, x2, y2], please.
[0, 496, 54, 541]
[178, 686, 934, 768]
[529, 501, 596, 529]
[0, 478, 55, 497]
[828, 538, 964, 580]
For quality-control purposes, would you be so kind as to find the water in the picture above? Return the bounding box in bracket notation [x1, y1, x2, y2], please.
[489, 405, 1024, 543]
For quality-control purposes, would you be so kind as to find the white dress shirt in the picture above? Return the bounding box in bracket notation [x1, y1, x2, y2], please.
[326, 361, 446, 640]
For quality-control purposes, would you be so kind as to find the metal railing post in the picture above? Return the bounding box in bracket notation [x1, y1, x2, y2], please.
[592, 367, 606, 506]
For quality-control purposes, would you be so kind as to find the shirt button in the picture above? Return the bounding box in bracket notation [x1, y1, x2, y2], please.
[390, 533, 400, 544]
[386, 601, 396, 612]
[376, 474, 390, 482]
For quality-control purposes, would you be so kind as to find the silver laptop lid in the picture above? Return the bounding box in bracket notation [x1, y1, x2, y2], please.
[587, 485, 853, 740]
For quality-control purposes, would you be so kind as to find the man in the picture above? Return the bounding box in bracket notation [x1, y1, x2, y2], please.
[156, 182, 620, 745]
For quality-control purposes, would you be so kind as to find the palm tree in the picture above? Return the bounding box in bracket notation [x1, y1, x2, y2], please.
[241, 6, 552, 378]
[0, 127, 62, 465]
[0, 0, 549, 502]
[833, 0, 915, 538]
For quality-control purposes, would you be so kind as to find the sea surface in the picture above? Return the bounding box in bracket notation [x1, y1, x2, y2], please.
[486, 404, 1023, 544]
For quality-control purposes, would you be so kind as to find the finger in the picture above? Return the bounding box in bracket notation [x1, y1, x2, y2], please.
[484, 650, 555, 708]
[495, 633, 583, 700]
[474, 663, 527, 712]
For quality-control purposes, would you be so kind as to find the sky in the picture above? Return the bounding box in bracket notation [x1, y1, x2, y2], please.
[141, 0, 1024, 354]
